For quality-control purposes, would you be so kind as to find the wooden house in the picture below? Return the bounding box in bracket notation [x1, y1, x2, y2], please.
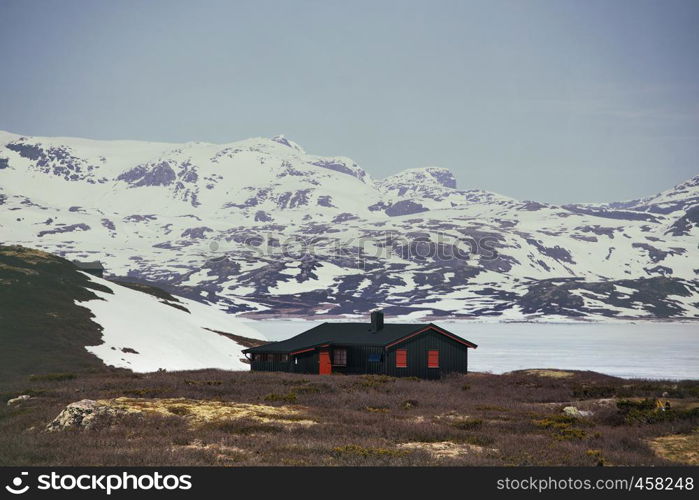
[243, 311, 477, 379]
[73, 260, 105, 278]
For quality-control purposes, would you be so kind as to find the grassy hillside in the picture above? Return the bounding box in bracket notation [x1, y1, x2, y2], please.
[0, 245, 114, 380]
[0, 245, 266, 381]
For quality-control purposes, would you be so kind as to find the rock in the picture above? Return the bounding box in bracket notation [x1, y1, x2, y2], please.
[7, 395, 31, 406]
[46, 399, 127, 431]
[563, 406, 581, 417]
[563, 406, 592, 418]
[595, 398, 616, 407]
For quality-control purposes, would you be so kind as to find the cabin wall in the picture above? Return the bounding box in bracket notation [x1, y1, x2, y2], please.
[384, 330, 468, 379]
[250, 356, 292, 373]
[330, 345, 385, 375]
[290, 350, 318, 374]
[249, 350, 320, 373]
[248, 329, 471, 379]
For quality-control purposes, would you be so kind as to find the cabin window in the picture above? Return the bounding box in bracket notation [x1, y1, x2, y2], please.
[427, 350, 439, 368]
[280, 354, 289, 362]
[396, 349, 407, 368]
[333, 348, 347, 366]
[367, 353, 381, 362]
[264, 353, 273, 362]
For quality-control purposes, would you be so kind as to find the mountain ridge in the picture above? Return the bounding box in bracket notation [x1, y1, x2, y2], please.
[1, 131, 697, 320]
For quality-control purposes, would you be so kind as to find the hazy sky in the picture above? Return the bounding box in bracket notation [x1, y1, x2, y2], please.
[1, 0, 697, 203]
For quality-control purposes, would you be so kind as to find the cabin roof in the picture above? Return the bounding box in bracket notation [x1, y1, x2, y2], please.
[243, 322, 477, 354]
[73, 260, 104, 270]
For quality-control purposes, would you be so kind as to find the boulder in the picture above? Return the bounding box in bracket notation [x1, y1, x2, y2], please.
[7, 395, 31, 406]
[46, 399, 127, 431]
[595, 398, 617, 407]
[563, 406, 593, 418]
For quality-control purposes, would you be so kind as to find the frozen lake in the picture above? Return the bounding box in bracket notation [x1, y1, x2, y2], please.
[243, 320, 699, 380]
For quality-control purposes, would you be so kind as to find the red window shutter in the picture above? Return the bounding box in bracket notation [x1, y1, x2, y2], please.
[428, 350, 439, 368]
[396, 349, 407, 368]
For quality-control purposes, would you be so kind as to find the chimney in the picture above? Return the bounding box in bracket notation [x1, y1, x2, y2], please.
[370, 310, 384, 332]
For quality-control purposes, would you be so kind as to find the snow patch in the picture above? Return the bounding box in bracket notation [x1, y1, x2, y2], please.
[78, 273, 265, 372]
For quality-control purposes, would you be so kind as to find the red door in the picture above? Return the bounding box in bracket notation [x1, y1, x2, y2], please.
[319, 349, 332, 375]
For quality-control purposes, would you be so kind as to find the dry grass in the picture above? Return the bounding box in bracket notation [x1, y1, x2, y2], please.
[0, 262, 39, 275]
[648, 430, 699, 465]
[1, 246, 57, 264]
[522, 369, 575, 379]
[0, 368, 697, 466]
[397, 441, 496, 459]
[96, 397, 317, 428]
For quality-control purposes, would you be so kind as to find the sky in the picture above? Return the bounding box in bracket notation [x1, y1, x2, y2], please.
[0, 0, 697, 203]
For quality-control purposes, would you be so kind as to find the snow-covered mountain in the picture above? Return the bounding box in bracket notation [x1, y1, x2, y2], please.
[1, 130, 698, 320]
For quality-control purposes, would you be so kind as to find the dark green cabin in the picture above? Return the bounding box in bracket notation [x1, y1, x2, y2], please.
[243, 311, 477, 380]
[73, 260, 105, 278]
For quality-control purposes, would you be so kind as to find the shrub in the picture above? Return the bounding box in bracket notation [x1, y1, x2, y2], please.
[617, 399, 699, 425]
[533, 415, 578, 430]
[572, 384, 616, 399]
[534, 414, 589, 440]
[281, 458, 308, 465]
[617, 398, 663, 424]
[291, 385, 319, 394]
[352, 375, 395, 390]
[172, 435, 192, 446]
[184, 379, 222, 386]
[264, 392, 297, 403]
[332, 444, 410, 458]
[586, 449, 607, 466]
[456, 434, 496, 447]
[121, 388, 165, 398]
[365, 406, 390, 413]
[475, 405, 509, 412]
[554, 428, 587, 441]
[291, 382, 333, 394]
[28, 373, 76, 382]
[451, 418, 483, 431]
[281, 378, 309, 386]
[167, 405, 190, 416]
[203, 419, 283, 435]
[617, 399, 656, 412]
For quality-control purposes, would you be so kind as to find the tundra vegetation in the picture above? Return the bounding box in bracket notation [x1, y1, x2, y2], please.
[0, 369, 697, 466]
